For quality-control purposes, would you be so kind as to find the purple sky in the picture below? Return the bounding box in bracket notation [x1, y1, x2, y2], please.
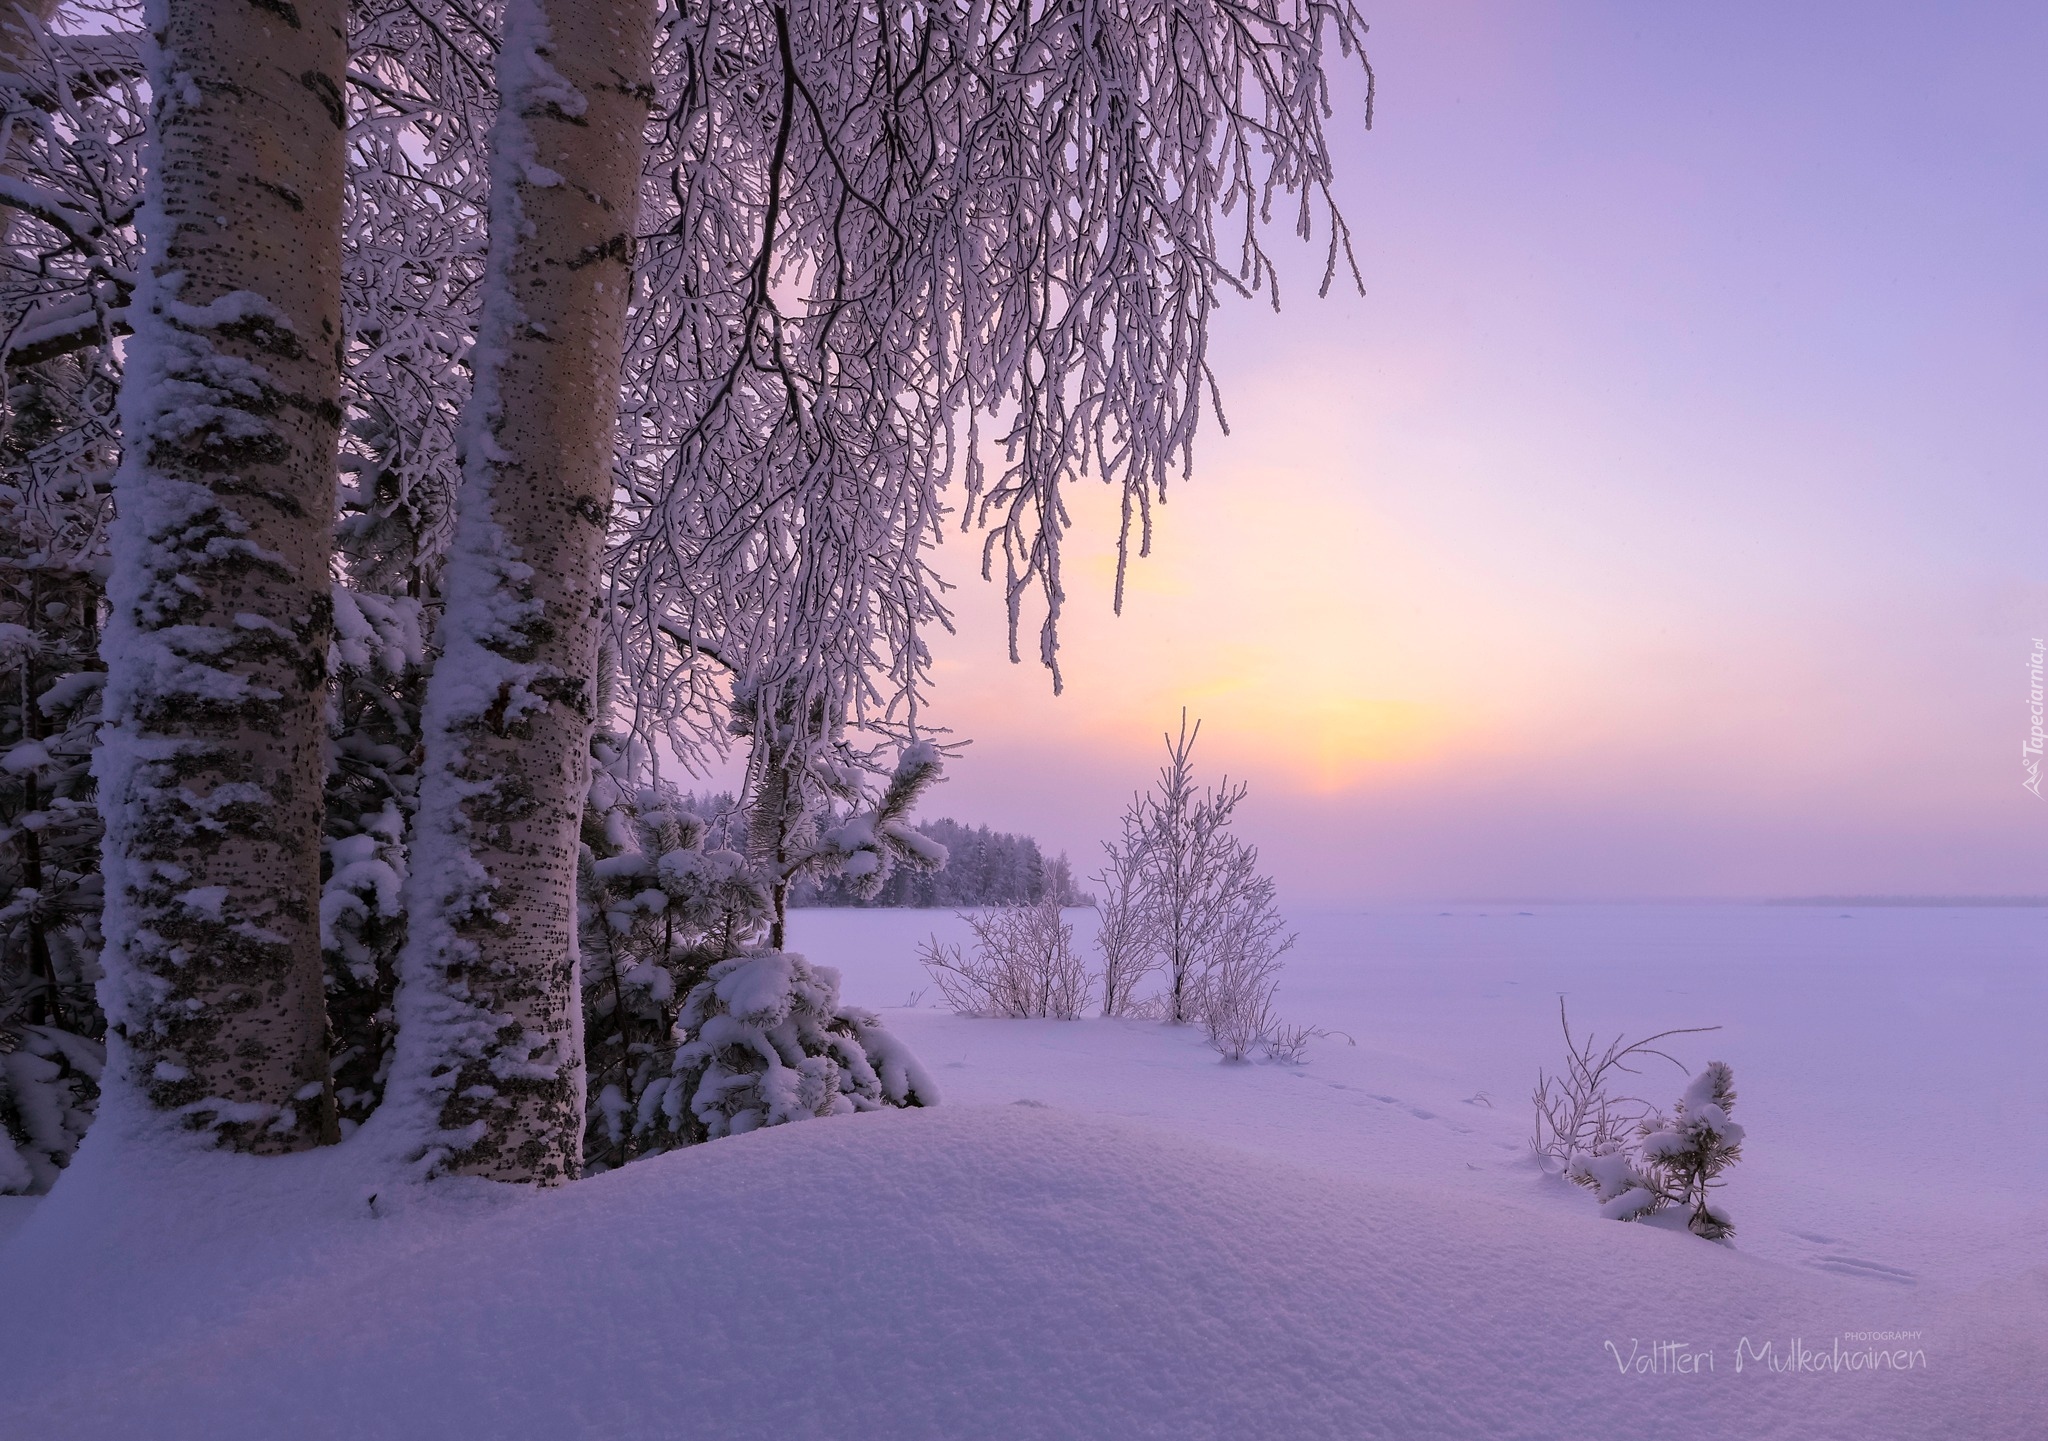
[913, 2, 2047, 901]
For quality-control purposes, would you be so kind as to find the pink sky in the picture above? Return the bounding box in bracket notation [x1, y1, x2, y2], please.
[904, 1, 2048, 902]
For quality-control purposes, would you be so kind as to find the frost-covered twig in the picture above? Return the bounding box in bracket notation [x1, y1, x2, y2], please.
[1530, 998, 1719, 1173]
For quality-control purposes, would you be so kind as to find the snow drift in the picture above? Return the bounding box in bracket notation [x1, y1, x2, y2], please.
[3, 1103, 2039, 1440]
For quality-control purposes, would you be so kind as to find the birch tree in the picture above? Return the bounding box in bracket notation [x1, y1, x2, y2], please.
[1139, 713, 1249, 1023]
[95, 0, 348, 1152]
[384, 0, 656, 1184]
[607, 0, 1371, 805]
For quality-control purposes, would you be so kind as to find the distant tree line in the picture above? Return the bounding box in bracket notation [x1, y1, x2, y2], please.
[791, 819, 1086, 910]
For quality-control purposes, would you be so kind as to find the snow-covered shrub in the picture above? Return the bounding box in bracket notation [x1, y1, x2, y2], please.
[0, 1024, 103, 1195]
[576, 697, 945, 1168]
[1535, 1005, 1743, 1238]
[1531, 1000, 1718, 1174]
[647, 951, 936, 1144]
[920, 898, 1091, 1019]
[1637, 1063, 1745, 1239]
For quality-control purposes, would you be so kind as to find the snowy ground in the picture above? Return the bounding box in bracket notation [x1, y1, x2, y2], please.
[803, 902, 2048, 1296]
[1, 903, 2042, 1439]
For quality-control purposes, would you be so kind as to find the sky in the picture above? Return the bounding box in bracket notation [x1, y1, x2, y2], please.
[908, 2, 2047, 902]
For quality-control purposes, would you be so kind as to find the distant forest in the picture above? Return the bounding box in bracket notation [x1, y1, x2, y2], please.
[790, 818, 1088, 909]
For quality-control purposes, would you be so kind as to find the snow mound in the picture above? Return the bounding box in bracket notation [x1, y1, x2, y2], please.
[3, 1107, 2042, 1440]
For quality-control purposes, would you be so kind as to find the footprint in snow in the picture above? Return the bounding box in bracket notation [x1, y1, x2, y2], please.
[1810, 1255, 1917, 1285]
[1791, 1231, 1916, 1285]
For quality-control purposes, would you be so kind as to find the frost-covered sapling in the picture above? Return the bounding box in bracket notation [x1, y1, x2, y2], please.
[1638, 1062, 1745, 1239]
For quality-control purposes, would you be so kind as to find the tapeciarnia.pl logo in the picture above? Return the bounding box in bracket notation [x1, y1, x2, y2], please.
[2027, 639, 2045, 799]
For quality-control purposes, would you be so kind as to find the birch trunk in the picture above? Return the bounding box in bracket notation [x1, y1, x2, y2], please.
[95, 0, 346, 1151]
[385, 0, 653, 1184]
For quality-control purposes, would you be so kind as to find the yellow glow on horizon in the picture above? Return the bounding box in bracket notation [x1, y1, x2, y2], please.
[929, 380, 1515, 796]
[1170, 684, 1452, 793]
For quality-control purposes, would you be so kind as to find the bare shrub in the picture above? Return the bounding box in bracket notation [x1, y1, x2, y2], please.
[1530, 999, 1718, 1173]
[920, 898, 1090, 1019]
[1259, 1022, 1334, 1066]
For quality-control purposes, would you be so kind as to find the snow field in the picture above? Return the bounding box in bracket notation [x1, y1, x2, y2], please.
[0, 902, 2041, 1439]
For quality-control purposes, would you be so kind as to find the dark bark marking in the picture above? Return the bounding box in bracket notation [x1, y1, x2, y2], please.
[299, 69, 344, 129]
[564, 232, 631, 271]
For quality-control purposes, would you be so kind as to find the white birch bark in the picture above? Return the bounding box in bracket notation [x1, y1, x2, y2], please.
[383, 0, 653, 1184]
[95, 0, 347, 1151]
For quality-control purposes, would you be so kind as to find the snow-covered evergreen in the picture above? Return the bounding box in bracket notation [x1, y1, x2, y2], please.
[1637, 1062, 1746, 1239]
[0, 467, 108, 1190]
[649, 950, 936, 1145]
[576, 723, 768, 1172]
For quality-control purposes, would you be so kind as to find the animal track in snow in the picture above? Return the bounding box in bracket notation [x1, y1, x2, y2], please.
[1809, 1255, 1917, 1285]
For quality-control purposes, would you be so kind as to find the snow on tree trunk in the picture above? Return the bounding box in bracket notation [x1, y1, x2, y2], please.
[94, 0, 348, 1152]
[383, 0, 654, 1184]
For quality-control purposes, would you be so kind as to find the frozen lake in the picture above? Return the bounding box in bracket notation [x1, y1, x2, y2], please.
[792, 901, 2048, 1293]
